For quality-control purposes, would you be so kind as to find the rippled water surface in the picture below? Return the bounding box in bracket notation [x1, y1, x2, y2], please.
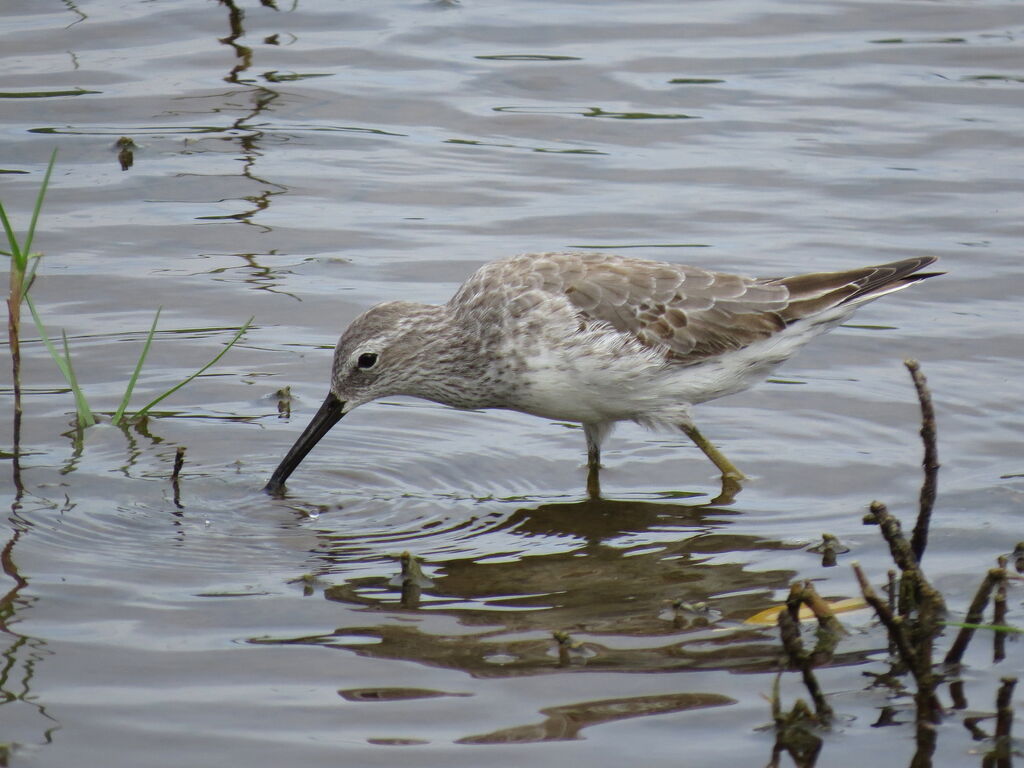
[2, 0, 1022, 766]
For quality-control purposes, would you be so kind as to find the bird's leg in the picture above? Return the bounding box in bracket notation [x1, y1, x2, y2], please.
[586, 464, 601, 500]
[583, 423, 607, 499]
[584, 423, 603, 471]
[679, 422, 745, 479]
[679, 422, 746, 504]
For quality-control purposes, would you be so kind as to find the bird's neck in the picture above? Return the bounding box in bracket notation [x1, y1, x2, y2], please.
[395, 304, 511, 409]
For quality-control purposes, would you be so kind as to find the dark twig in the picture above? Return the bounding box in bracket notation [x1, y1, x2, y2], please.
[872, 706, 899, 728]
[943, 567, 1004, 666]
[769, 695, 823, 768]
[768, 674, 823, 768]
[797, 582, 845, 664]
[948, 678, 967, 711]
[885, 569, 899, 656]
[989, 677, 1017, 768]
[171, 446, 186, 508]
[808, 533, 847, 568]
[866, 501, 932, 619]
[964, 716, 990, 742]
[848, 367, 1018, 768]
[865, 502, 947, 627]
[172, 446, 185, 481]
[904, 360, 939, 563]
[866, 501, 920, 577]
[853, 563, 943, 726]
[552, 630, 584, 668]
[854, 564, 918, 672]
[993, 557, 1008, 664]
[909, 721, 937, 768]
[777, 582, 836, 722]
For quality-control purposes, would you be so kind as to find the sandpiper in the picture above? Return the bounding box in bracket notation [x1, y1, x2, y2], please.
[265, 251, 940, 500]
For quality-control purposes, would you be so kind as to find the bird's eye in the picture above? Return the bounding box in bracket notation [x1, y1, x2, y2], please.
[357, 352, 378, 370]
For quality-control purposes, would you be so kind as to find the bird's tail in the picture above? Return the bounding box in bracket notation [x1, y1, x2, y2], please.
[765, 256, 942, 322]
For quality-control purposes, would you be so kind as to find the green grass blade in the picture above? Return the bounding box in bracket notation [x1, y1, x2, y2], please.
[0, 200, 24, 269]
[112, 307, 162, 426]
[129, 316, 253, 422]
[26, 294, 72, 377]
[23, 149, 57, 257]
[21, 254, 41, 294]
[941, 621, 1022, 634]
[61, 329, 95, 427]
[26, 294, 96, 426]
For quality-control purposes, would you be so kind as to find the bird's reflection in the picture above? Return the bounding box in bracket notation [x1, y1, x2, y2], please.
[588, 463, 742, 505]
[252, 492, 870, 677]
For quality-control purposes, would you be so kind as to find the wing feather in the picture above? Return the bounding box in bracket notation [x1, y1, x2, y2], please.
[450, 252, 938, 366]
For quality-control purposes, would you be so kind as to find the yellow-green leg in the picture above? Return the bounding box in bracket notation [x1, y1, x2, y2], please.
[680, 422, 746, 503]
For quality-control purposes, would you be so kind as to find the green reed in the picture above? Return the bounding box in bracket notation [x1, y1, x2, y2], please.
[2, 149, 57, 442]
[3, 151, 252, 431]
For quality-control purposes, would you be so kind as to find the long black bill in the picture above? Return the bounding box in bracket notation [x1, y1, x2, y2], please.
[264, 392, 346, 494]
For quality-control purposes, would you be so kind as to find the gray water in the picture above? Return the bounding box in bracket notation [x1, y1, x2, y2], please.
[2, 0, 1022, 766]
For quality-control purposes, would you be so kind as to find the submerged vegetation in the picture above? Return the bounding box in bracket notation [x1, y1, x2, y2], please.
[1, 152, 252, 449]
[769, 362, 1018, 768]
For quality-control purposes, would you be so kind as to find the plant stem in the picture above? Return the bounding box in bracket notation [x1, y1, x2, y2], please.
[6, 295, 24, 495]
[3, 192, 26, 491]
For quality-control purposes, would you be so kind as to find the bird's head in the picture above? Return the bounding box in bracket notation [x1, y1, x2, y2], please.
[264, 300, 443, 494]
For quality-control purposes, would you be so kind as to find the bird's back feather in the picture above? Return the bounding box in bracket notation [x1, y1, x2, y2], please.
[453, 252, 940, 368]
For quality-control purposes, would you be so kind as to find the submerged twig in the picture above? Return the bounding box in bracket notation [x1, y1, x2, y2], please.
[993, 557, 1009, 664]
[910, 722, 937, 768]
[768, 691, 823, 768]
[172, 446, 185, 481]
[171, 446, 186, 507]
[778, 609, 831, 723]
[845, 364, 1018, 765]
[854, 564, 917, 672]
[853, 562, 943, 728]
[943, 566, 1005, 666]
[989, 677, 1017, 768]
[552, 630, 586, 668]
[776, 581, 839, 722]
[808, 533, 848, 568]
[390, 551, 432, 609]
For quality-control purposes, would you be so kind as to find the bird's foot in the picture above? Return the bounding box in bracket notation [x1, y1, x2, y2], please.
[708, 472, 744, 505]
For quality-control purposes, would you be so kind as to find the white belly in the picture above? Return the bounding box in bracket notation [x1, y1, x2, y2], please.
[507, 308, 851, 426]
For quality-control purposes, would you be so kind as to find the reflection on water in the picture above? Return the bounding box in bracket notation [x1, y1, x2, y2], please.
[458, 691, 735, 744]
[253, 495, 875, 679]
[1, 505, 61, 748]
